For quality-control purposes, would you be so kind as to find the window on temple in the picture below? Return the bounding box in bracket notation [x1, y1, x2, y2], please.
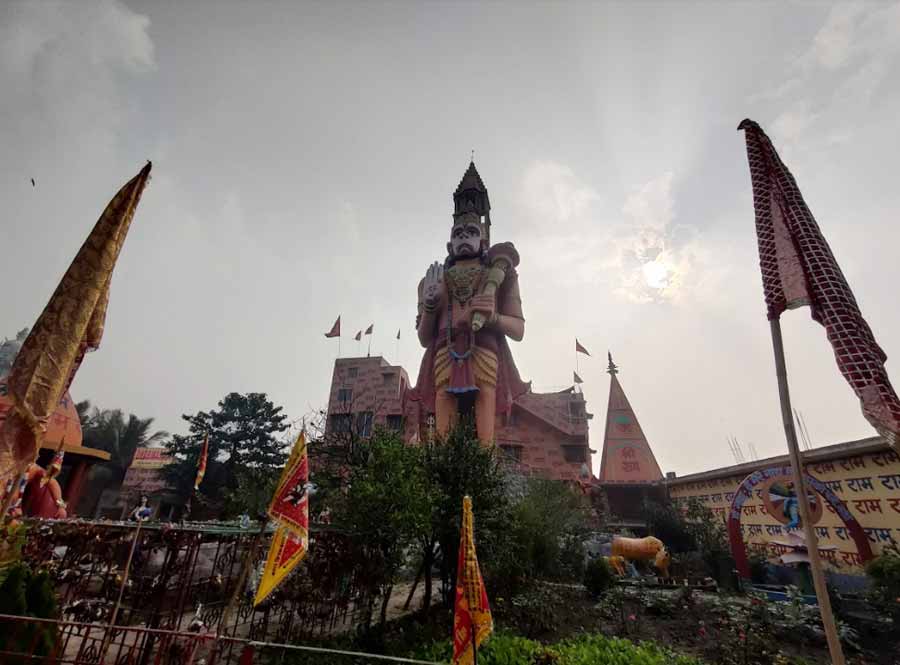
[386, 414, 403, 431]
[568, 401, 585, 418]
[383, 373, 393, 386]
[562, 446, 586, 463]
[499, 444, 523, 462]
[356, 411, 374, 437]
[347, 367, 358, 379]
[337, 388, 352, 403]
[330, 413, 352, 433]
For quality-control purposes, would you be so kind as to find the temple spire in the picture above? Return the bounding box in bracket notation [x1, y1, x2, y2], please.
[598, 356, 663, 483]
[453, 160, 491, 243]
[607, 351, 618, 375]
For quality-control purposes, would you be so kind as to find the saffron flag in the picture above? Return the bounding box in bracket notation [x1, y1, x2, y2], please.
[573, 371, 583, 385]
[365, 324, 374, 335]
[354, 331, 362, 341]
[576, 339, 590, 356]
[324, 316, 341, 338]
[396, 329, 401, 340]
[452, 496, 493, 665]
[740, 119, 900, 447]
[268, 431, 309, 533]
[194, 433, 209, 491]
[253, 525, 308, 606]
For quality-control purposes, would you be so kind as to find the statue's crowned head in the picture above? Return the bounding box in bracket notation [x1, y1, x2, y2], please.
[447, 210, 486, 261]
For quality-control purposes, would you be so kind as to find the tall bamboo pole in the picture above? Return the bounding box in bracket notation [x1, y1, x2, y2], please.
[770, 319, 845, 665]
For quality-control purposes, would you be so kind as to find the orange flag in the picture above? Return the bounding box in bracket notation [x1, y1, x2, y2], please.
[452, 496, 493, 665]
[194, 433, 209, 491]
[0, 163, 151, 485]
[575, 339, 590, 356]
[324, 316, 341, 338]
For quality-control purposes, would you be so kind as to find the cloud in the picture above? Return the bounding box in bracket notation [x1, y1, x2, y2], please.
[520, 161, 601, 225]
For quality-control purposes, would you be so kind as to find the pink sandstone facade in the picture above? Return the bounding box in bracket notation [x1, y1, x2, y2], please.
[325, 355, 594, 482]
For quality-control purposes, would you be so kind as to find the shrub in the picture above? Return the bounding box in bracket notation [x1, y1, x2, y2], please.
[0, 563, 59, 664]
[866, 548, 900, 622]
[583, 557, 615, 598]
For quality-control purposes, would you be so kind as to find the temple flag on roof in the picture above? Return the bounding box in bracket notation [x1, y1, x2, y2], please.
[396, 329, 401, 340]
[194, 432, 209, 491]
[452, 497, 493, 665]
[740, 119, 900, 447]
[0, 162, 151, 486]
[573, 371, 584, 385]
[255, 430, 309, 605]
[598, 354, 663, 483]
[365, 324, 374, 335]
[324, 316, 341, 338]
[354, 331, 362, 341]
[575, 339, 590, 356]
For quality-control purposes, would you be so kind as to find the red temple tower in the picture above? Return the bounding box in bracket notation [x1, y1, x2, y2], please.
[596, 353, 666, 531]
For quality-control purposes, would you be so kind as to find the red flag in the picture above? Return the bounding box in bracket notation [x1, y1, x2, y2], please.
[354, 331, 362, 341]
[365, 324, 374, 335]
[575, 339, 590, 356]
[396, 329, 401, 340]
[573, 371, 583, 384]
[740, 119, 900, 446]
[324, 316, 340, 338]
[194, 432, 209, 491]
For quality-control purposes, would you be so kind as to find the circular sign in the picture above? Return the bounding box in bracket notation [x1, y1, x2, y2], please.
[760, 475, 823, 528]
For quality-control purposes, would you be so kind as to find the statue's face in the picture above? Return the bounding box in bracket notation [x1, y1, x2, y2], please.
[449, 219, 482, 258]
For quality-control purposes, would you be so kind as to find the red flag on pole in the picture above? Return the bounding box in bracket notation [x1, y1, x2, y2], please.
[740, 119, 900, 447]
[365, 324, 374, 335]
[575, 339, 590, 356]
[573, 371, 583, 384]
[324, 316, 340, 338]
[354, 331, 362, 341]
[194, 433, 209, 491]
[396, 329, 401, 340]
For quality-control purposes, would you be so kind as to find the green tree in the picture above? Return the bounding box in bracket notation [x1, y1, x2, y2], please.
[324, 428, 432, 630]
[641, 498, 697, 553]
[77, 401, 168, 515]
[163, 392, 290, 518]
[420, 423, 512, 610]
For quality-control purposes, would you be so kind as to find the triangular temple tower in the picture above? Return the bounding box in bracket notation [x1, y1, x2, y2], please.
[596, 353, 666, 532]
[599, 353, 663, 483]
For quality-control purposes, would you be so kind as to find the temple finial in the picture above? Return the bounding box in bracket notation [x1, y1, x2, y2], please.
[607, 351, 618, 375]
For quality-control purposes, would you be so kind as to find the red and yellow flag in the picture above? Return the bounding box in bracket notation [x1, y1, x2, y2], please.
[452, 496, 493, 665]
[254, 431, 309, 605]
[194, 433, 209, 491]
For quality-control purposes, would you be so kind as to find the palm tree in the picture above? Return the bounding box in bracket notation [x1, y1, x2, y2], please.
[78, 405, 168, 515]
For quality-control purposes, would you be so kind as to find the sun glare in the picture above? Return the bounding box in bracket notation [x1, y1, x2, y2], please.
[641, 259, 671, 290]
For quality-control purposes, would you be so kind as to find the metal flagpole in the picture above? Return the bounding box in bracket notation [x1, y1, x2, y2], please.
[770, 318, 845, 665]
[98, 519, 144, 661]
[219, 518, 269, 635]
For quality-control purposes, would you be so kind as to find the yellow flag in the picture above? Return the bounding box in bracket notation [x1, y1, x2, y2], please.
[253, 525, 308, 606]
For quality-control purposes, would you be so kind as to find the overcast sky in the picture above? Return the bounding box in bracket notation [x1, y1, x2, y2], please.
[2, 1, 899, 476]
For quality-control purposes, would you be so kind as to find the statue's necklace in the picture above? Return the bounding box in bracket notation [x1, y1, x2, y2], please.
[444, 264, 483, 363]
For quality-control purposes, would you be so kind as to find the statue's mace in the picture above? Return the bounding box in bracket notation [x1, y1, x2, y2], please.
[471, 255, 513, 332]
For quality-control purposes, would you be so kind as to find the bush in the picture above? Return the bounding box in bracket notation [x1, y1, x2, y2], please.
[0, 563, 59, 664]
[413, 632, 704, 665]
[866, 548, 900, 621]
[583, 557, 615, 598]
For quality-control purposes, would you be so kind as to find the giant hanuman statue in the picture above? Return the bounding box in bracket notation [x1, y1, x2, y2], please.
[410, 162, 529, 443]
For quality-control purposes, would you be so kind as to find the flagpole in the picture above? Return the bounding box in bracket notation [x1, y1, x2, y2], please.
[219, 518, 269, 635]
[770, 318, 845, 665]
[98, 519, 143, 661]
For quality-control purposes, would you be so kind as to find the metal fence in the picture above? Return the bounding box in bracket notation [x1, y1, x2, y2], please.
[9, 519, 384, 662]
[0, 614, 445, 665]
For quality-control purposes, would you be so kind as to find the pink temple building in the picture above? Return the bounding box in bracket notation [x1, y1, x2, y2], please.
[324, 355, 594, 482]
